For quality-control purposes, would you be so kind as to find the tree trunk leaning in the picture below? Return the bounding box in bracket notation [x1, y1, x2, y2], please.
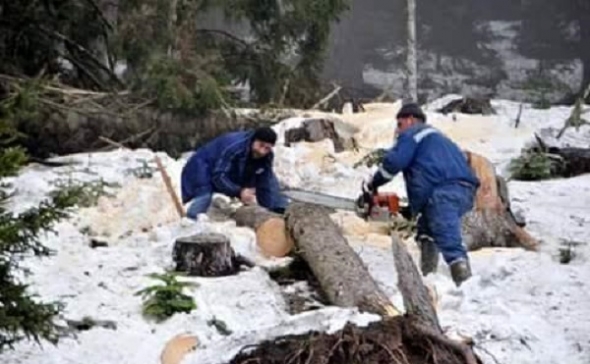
[173, 233, 240, 277]
[284, 202, 400, 317]
[463, 151, 538, 251]
[390, 235, 442, 332]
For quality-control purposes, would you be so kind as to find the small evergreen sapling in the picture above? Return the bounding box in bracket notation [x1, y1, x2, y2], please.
[135, 272, 197, 322]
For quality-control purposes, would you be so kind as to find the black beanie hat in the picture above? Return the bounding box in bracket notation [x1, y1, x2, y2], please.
[252, 126, 277, 145]
[396, 102, 426, 122]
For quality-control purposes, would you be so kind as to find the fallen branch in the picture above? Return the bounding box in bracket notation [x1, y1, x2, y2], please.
[98, 136, 185, 218]
[309, 84, 342, 110]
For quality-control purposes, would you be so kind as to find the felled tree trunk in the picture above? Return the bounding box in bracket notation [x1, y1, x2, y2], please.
[463, 151, 538, 251]
[284, 118, 358, 152]
[173, 233, 240, 276]
[547, 147, 590, 177]
[284, 202, 400, 317]
[211, 198, 293, 258]
[391, 235, 441, 332]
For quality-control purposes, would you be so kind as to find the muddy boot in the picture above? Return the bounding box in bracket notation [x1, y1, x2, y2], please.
[417, 235, 439, 276]
[449, 258, 472, 287]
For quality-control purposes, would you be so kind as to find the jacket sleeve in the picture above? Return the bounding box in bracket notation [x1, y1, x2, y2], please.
[371, 133, 418, 189]
[256, 154, 279, 190]
[211, 142, 243, 197]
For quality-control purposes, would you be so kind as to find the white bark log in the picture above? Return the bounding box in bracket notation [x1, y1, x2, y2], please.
[406, 0, 418, 102]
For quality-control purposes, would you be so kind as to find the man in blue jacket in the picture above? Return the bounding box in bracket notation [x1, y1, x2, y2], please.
[181, 127, 287, 220]
[367, 103, 480, 286]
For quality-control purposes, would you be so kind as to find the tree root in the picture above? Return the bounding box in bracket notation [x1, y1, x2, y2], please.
[229, 316, 482, 364]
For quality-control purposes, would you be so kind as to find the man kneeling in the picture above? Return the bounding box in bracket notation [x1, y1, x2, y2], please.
[181, 127, 287, 219]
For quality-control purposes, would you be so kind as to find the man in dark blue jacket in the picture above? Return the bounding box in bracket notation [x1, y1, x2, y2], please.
[368, 103, 480, 286]
[181, 127, 287, 220]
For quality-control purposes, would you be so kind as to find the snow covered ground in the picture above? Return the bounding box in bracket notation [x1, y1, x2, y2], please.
[1, 96, 589, 364]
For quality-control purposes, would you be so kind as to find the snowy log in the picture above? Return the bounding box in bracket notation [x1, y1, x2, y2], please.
[212, 198, 293, 258]
[172, 233, 240, 277]
[463, 151, 538, 251]
[285, 202, 400, 317]
[391, 235, 442, 332]
[438, 97, 496, 115]
[533, 135, 590, 177]
[284, 118, 357, 152]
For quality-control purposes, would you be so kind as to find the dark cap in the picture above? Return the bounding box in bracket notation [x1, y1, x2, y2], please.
[396, 102, 426, 122]
[252, 126, 277, 145]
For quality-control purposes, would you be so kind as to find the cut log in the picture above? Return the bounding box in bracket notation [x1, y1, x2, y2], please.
[160, 334, 199, 364]
[211, 198, 293, 258]
[390, 235, 441, 332]
[233, 205, 294, 258]
[438, 97, 496, 115]
[172, 233, 240, 277]
[549, 147, 590, 177]
[532, 134, 590, 177]
[284, 118, 358, 152]
[284, 202, 400, 317]
[463, 151, 538, 251]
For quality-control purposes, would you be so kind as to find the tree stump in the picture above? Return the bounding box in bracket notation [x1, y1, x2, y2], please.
[172, 233, 240, 277]
[463, 151, 538, 251]
[284, 202, 400, 317]
[284, 118, 358, 152]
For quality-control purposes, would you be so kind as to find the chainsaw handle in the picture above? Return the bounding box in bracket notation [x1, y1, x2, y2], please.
[355, 182, 376, 220]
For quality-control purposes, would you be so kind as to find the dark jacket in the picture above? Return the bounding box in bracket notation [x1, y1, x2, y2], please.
[372, 123, 480, 214]
[181, 131, 280, 204]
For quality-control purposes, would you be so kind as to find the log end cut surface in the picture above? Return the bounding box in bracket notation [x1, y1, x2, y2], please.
[257, 218, 294, 258]
[233, 205, 293, 258]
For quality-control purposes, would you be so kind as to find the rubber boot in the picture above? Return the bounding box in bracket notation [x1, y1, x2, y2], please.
[449, 258, 472, 287]
[417, 235, 439, 276]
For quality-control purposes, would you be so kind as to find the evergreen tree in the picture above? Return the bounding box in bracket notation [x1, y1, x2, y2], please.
[0, 88, 78, 352]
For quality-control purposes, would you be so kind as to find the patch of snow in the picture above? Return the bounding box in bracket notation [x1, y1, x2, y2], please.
[2, 96, 590, 364]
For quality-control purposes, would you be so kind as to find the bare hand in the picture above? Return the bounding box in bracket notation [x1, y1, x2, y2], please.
[240, 188, 257, 205]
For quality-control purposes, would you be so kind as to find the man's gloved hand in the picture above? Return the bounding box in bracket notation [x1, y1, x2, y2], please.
[240, 188, 257, 205]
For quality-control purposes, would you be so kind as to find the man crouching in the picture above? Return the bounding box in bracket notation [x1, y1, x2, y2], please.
[367, 103, 480, 286]
[181, 127, 287, 219]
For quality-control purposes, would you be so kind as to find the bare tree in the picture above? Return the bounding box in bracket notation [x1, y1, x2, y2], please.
[406, 0, 418, 102]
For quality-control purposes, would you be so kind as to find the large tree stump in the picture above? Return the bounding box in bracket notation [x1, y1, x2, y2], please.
[173, 233, 240, 277]
[284, 202, 400, 317]
[212, 198, 294, 258]
[284, 118, 358, 152]
[463, 151, 538, 251]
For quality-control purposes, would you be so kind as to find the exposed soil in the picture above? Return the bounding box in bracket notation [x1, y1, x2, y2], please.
[229, 316, 482, 364]
[269, 256, 330, 314]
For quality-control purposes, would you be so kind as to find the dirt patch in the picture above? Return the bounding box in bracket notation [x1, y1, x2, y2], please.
[229, 316, 481, 364]
[268, 257, 330, 314]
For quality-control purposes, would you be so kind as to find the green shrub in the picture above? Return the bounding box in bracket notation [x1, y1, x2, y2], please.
[508, 150, 563, 181]
[135, 272, 197, 322]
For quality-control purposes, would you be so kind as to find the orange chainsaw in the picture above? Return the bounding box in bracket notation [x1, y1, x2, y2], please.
[282, 183, 410, 221]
